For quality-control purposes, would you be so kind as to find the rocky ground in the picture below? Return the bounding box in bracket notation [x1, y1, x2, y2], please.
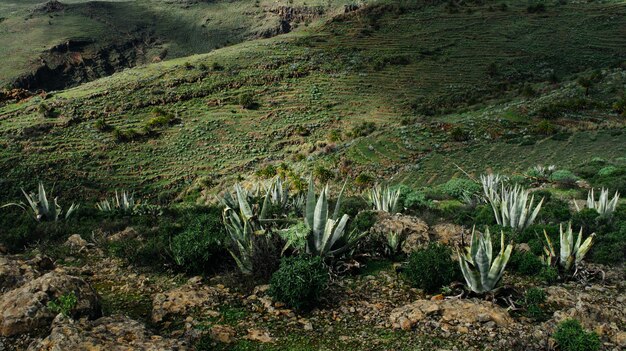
[0, 226, 624, 351]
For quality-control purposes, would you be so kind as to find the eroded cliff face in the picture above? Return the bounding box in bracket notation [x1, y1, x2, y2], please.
[12, 35, 162, 92]
[257, 5, 326, 38]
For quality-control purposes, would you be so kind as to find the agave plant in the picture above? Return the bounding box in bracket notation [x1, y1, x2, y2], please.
[575, 188, 620, 217]
[542, 223, 594, 271]
[457, 227, 513, 294]
[304, 180, 363, 257]
[222, 183, 267, 274]
[480, 173, 504, 201]
[485, 184, 544, 231]
[96, 190, 136, 213]
[367, 184, 401, 213]
[385, 231, 404, 257]
[2, 182, 79, 222]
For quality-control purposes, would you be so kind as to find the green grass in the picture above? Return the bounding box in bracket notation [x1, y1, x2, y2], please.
[0, 0, 625, 202]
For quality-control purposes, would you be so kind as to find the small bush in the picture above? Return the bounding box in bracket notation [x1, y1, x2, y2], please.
[524, 287, 547, 321]
[553, 319, 601, 351]
[450, 127, 470, 142]
[397, 185, 432, 210]
[94, 118, 112, 132]
[509, 251, 544, 276]
[47, 292, 78, 317]
[171, 207, 226, 274]
[339, 196, 369, 218]
[571, 208, 600, 234]
[313, 165, 334, 183]
[238, 93, 258, 109]
[474, 205, 497, 226]
[537, 197, 571, 223]
[405, 243, 459, 294]
[590, 222, 626, 265]
[539, 266, 559, 284]
[549, 169, 579, 187]
[350, 121, 376, 137]
[349, 210, 377, 233]
[354, 173, 374, 188]
[256, 164, 277, 179]
[436, 178, 480, 200]
[269, 256, 329, 310]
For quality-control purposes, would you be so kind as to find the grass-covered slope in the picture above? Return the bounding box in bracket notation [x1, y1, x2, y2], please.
[0, 0, 625, 201]
[0, 0, 353, 89]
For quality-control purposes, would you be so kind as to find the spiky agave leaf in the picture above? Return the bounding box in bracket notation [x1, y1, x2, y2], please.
[303, 179, 360, 257]
[457, 228, 512, 293]
[583, 188, 620, 217]
[367, 184, 401, 213]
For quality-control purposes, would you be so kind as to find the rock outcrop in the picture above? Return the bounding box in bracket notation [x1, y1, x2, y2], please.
[0, 270, 100, 336]
[389, 298, 512, 331]
[27, 314, 188, 350]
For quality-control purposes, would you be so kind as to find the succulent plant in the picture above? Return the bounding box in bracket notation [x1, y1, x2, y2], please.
[2, 182, 79, 222]
[367, 184, 401, 213]
[484, 183, 543, 231]
[457, 227, 513, 293]
[575, 188, 620, 217]
[304, 179, 363, 257]
[542, 223, 594, 271]
[385, 231, 404, 257]
[480, 173, 504, 201]
[221, 183, 269, 274]
[96, 190, 136, 213]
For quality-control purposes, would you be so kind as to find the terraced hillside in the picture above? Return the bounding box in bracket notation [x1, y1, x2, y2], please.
[0, 0, 353, 90]
[0, 0, 625, 202]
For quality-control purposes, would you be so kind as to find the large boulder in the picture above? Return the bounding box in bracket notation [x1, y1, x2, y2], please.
[389, 298, 512, 331]
[431, 223, 468, 246]
[369, 212, 430, 254]
[27, 314, 188, 350]
[0, 270, 100, 336]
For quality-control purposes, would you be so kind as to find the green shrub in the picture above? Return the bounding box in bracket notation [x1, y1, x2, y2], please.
[571, 208, 600, 234]
[553, 319, 601, 351]
[238, 92, 258, 109]
[349, 210, 377, 233]
[405, 243, 459, 294]
[539, 266, 559, 284]
[269, 256, 329, 310]
[597, 166, 617, 177]
[256, 164, 277, 179]
[94, 118, 112, 132]
[537, 197, 571, 223]
[339, 196, 369, 218]
[436, 178, 480, 200]
[590, 222, 625, 265]
[397, 185, 432, 210]
[549, 170, 579, 187]
[474, 205, 497, 226]
[313, 165, 334, 183]
[354, 173, 374, 188]
[171, 207, 226, 274]
[350, 121, 376, 137]
[450, 127, 470, 141]
[509, 251, 544, 276]
[47, 292, 78, 317]
[524, 287, 547, 321]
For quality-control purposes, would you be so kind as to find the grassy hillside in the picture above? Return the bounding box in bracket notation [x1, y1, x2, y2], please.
[0, 0, 625, 202]
[0, 0, 354, 89]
